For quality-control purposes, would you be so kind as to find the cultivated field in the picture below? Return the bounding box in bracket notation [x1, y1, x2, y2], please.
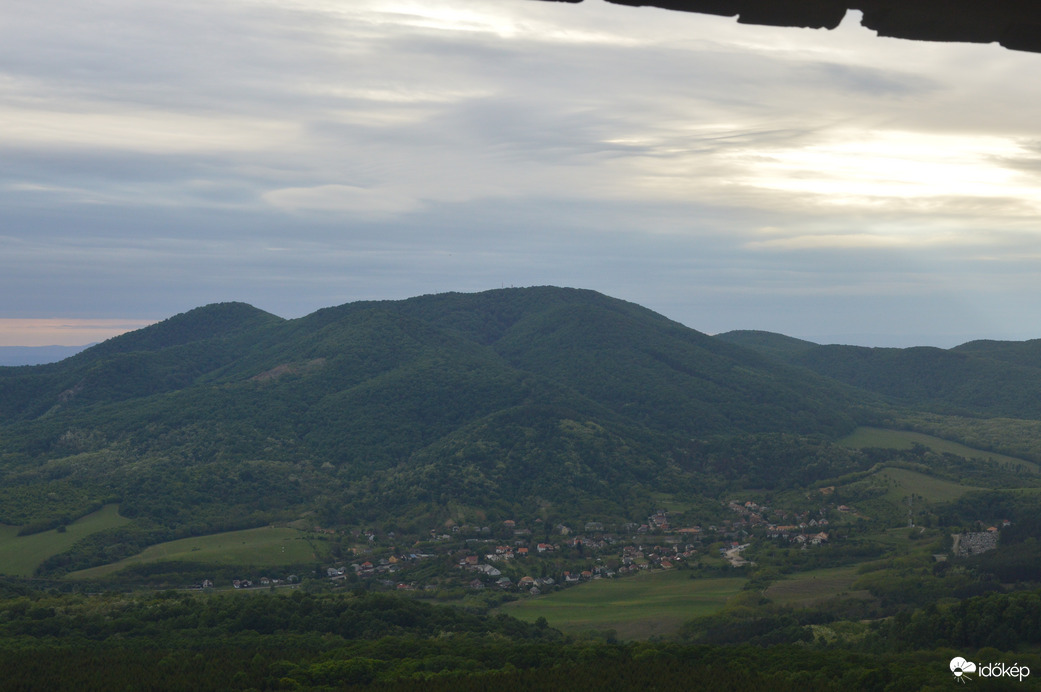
[68, 526, 330, 580]
[0, 504, 130, 577]
[502, 570, 744, 640]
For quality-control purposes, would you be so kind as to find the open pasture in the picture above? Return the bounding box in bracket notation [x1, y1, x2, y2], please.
[0, 504, 130, 577]
[502, 570, 744, 640]
[874, 467, 979, 505]
[764, 566, 868, 607]
[840, 427, 1038, 472]
[68, 526, 329, 579]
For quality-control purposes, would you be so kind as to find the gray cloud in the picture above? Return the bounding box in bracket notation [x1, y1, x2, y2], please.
[2, 0, 1041, 345]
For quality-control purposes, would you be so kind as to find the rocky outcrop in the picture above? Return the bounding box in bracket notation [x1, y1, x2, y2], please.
[534, 0, 1041, 53]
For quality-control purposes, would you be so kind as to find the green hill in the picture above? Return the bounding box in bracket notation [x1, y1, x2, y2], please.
[0, 288, 877, 574]
[714, 330, 819, 360]
[950, 337, 1041, 367]
[717, 331, 1041, 419]
[0, 302, 284, 421]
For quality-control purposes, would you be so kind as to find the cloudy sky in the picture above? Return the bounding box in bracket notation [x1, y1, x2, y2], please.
[3, 0, 1041, 347]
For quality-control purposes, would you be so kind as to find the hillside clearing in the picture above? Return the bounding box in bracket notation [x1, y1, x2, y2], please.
[840, 427, 1038, 472]
[0, 505, 130, 577]
[67, 527, 330, 580]
[764, 566, 868, 607]
[875, 467, 980, 505]
[501, 570, 744, 640]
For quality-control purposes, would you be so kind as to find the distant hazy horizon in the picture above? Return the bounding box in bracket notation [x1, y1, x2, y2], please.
[0, 344, 94, 367]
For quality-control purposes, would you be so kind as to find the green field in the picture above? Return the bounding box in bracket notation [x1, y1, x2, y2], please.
[68, 526, 331, 580]
[840, 427, 1038, 472]
[0, 504, 131, 577]
[501, 570, 744, 640]
[764, 566, 868, 607]
[875, 467, 979, 505]
[647, 492, 700, 514]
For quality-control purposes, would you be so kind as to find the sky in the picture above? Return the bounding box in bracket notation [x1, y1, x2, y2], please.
[3, 0, 1041, 348]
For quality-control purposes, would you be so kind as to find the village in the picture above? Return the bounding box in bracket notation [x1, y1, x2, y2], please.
[209, 495, 1009, 594]
[295, 496, 850, 596]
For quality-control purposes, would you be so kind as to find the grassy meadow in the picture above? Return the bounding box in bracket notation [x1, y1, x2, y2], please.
[764, 566, 868, 607]
[68, 526, 331, 580]
[501, 569, 744, 640]
[0, 504, 130, 577]
[839, 426, 1038, 471]
[874, 467, 979, 505]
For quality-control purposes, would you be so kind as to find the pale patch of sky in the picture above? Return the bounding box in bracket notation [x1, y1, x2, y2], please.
[0, 319, 155, 347]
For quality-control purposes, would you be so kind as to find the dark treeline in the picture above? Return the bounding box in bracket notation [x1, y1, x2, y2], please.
[1, 586, 1040, 690]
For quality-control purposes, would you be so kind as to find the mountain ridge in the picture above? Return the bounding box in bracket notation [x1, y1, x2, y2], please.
[721, 328, 1041, 418]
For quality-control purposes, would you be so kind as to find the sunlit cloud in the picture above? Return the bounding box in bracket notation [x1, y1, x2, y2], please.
[743, 130, 1041, 209]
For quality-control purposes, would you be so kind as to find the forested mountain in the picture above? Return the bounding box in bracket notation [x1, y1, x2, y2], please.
[0, 288, 869, 542]
[951, 337, 1041, 367]
[719, 329, 1041, 418]
[9, 286, 1041, 578]
[713, 330, 819, 360]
